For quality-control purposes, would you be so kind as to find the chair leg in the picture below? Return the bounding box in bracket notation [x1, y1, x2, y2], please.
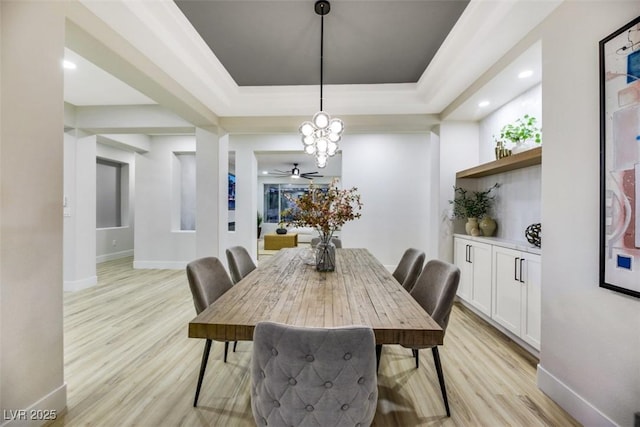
[224, 341, 230, 363]
[412, 348, 419, 368]
[233, 341, 238, 352]
[194, 339, 212, 407]
[375, 344, 382, 372]
[432, 347, 451, 417]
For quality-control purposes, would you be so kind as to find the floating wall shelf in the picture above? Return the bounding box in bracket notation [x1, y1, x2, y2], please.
[456, 146, 542, 179]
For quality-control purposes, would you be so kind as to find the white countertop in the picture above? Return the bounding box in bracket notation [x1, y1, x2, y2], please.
[454, 233, 542, 256]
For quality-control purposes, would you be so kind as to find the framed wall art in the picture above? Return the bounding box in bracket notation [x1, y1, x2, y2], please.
[599, 15, 640, 298]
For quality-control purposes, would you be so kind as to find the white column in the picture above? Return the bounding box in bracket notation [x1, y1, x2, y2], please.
[195, 126, 226, 258]
[228, 145, 258, 261]
[1, 0, 67, 415]
[63, 132, 97, 291]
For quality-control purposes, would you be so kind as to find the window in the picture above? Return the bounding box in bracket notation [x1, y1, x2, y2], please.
[263, 183, 328, 224]
[96, 159, 122, 228]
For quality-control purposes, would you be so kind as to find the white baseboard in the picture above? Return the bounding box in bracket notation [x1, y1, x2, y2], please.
[133, 260, 186, 270]
[0, 382, 66, 427]
[537, 364, 616, 427]
[96, 249, 133, 263]
[63, 276, 97, 292]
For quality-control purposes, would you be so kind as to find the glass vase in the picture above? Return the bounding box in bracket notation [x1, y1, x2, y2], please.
[315, 239, 336, 272]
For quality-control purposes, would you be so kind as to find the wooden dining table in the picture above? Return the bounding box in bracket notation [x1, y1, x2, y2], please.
[188, 248, 443, 348]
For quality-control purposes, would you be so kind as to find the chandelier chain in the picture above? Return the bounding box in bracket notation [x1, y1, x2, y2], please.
[320, 13, 324, 111]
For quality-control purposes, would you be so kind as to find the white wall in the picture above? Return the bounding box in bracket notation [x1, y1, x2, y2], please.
[230, 132, 436, 268]
[134, 135, 197, 269]
[479, 84, 542, 163]
[466, 165, 542, 242]
[437, 122, 480, 262]
[536, 2, 640, 426]
[95, 142, 135, 263]
[1, 1, 67, 421]
[341, 133, 433, 267]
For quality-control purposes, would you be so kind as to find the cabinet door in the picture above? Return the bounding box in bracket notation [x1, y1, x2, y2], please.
[492, 246, 522, 336]
[469, 242, 492, 316]
[453, 238, 472, 300]
[522, 254, 541, 350]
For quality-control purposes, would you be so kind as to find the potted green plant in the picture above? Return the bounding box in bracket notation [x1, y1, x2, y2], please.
[449, 183, 500, 236]
[496, 114, 542, 154]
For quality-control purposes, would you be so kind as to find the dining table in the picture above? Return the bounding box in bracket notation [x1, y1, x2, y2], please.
[189, 247, 443, 349]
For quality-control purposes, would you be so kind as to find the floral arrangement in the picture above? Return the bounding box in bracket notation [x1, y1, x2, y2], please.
[449, 183, 500, 219]
[284, 179, 363, 242]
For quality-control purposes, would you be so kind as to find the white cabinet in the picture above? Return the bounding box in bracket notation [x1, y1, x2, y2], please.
[454, 237, 492, 316]
[522, 254, 541, 349]
[492, 246, 541, 350]
[453, 234, 541, 353]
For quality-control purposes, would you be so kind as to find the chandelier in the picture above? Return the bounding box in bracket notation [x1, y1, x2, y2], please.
[299, 0, 344, 169]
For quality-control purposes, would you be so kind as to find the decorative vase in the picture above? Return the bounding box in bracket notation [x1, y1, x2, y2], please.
[511, 140, 537, 154]
[479, 216, 497, 237]
[276, 228, 287, 235]
[465, 217, 479, 235]
[315, 238, 336, 272]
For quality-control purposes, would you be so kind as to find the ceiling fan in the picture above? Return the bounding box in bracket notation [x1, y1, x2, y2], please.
[271, 163, 323, 180]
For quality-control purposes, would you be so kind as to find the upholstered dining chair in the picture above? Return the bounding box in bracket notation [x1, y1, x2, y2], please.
[225, 245, 257, 284]
[310, 237, 342, 248]
[392, 248, 426, 292]
[405, 259, 460, 417]
[251, 321, 378, 427]
[186, 256, 234, 407]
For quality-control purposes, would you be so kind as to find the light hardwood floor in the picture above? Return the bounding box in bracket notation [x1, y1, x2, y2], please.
[52, 257, 579, 426]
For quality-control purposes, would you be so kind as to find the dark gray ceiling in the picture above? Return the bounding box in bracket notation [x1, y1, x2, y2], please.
[174, 0, 469, 87]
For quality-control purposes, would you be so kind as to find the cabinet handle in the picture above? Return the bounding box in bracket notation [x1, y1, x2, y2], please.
[519, 258, 525, 283]
[466, 245, 471, 263]
[514, 257, 520, 281]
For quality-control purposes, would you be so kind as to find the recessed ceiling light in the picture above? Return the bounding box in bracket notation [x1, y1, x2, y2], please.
[262, 171, 269, 175]
[518, 70, 533, 79]
[478, 100, 490, 107]
[63, 60, 77, 70]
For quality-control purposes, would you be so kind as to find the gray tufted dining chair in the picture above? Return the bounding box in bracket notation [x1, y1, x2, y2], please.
[251, 321, 378, 427]
[404, 259, 460, 417]
[392, 248, 425, 292]
[225, 245, 257, 284]
[186, 256, 234, 407]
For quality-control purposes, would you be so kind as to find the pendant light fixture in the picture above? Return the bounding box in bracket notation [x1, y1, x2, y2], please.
[299, 0, 344, 169]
